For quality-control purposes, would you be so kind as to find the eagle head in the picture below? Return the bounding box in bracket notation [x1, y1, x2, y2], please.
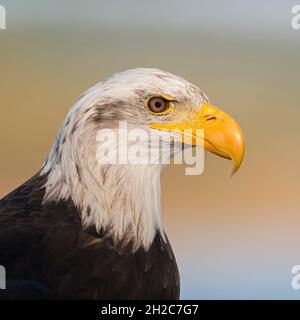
[41, 68, 245, 250]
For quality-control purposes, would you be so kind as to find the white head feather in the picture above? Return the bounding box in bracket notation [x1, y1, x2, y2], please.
[41, 68, 208, 250]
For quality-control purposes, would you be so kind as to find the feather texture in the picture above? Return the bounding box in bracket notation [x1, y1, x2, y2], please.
[0, 173, 180, 299]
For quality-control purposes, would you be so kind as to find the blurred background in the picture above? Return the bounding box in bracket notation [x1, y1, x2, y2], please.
[0, 0, 300, 299]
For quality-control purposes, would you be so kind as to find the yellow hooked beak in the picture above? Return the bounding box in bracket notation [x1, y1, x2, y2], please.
[150, 103, 245, 175]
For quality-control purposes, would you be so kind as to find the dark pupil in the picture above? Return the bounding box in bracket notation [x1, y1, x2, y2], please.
[154, 100, 162, 109]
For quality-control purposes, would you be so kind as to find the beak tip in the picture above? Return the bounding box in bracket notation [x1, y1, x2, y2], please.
[230, 151, 245, 177]
[230, 167, 239, 177]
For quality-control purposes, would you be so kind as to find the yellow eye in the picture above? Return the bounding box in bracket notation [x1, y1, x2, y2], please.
[147, 96, 172, 114]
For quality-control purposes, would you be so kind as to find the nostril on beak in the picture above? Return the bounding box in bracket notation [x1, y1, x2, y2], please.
[206, 116, 217, 122]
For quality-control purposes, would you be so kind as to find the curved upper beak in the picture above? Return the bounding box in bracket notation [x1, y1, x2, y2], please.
[150, 103, 245, 175]
[198, 103, 245, 174]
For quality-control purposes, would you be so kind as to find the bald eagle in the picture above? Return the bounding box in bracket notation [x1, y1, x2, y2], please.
[0, 68, 244, 299]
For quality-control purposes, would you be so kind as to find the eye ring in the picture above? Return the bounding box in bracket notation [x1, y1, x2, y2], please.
[146, 95, 174, 115]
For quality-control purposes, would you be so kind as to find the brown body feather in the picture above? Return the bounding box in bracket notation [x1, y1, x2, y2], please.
[0, 173, 180, 299]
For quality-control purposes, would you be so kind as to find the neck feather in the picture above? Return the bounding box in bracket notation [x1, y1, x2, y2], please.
[41, 148, 165, 250]
[40, 83, 167, 250]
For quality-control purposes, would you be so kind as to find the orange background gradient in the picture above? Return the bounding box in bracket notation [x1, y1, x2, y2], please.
[1, 1, 300, 298]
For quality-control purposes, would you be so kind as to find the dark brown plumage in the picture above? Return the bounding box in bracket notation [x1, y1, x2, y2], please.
[0, 173, 180, 299]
